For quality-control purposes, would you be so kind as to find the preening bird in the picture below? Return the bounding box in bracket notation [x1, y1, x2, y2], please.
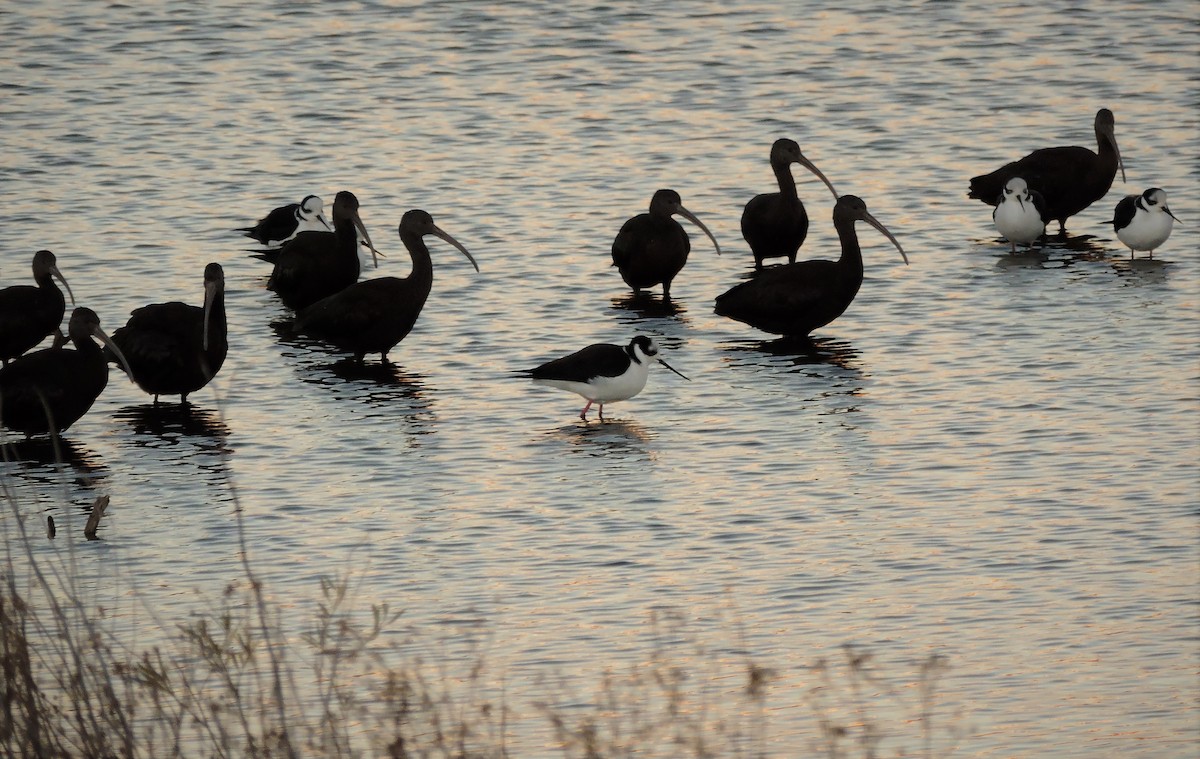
[992, 177, 1047, 253]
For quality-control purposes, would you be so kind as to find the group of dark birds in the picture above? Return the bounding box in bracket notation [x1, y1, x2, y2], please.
[0, 108, 1181, 431]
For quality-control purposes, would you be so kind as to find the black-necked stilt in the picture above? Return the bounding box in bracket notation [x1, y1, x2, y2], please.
[109, 263, 226, 404]
[0, 250, 76, 365]
[0, 307, 133, 437]
[992, 177, 1047, 253]
[295, 210, 478, 364]
[611, 189, 720, 299]
[741, 138, 839, 270]
[525, 335, 690, 421]
[716, 195, 907, 339]
[240, 194, 331, 247]
[1111, 188, 1179, 259]
[969, 108, 1125, 234]
[268, 190, 379, 310]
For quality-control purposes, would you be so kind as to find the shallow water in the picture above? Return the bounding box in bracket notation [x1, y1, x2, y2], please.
[2, 1, 1197, 755]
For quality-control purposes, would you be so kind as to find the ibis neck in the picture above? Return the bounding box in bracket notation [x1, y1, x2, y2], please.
[399, 230, 434, 286]
[834, 216, 864, 275]
[773, 160, 799, 203]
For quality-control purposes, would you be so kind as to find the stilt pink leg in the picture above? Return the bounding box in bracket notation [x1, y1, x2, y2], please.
[598, 403, 605, 421]
[579, 400, 593, 420]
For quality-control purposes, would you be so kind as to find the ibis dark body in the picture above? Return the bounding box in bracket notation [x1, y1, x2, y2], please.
[611, 189, 719, 299]
[110, 263, 227, 403]
[0, 307, 118, 437]
[268, 190, 373, 310]
[716, 195, 907, 339]
[0, 250, 74, 364]
[741, 139, 839, 270]
[294, 210, 477, 364]
[968, 109, 1124, 233]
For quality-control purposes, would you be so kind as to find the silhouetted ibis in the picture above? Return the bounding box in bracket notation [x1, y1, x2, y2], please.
[268, 190, 380, 310]
[715, 195, 907, 339]
[992, 177, 1047, 253]
[1111, 188, 1179, 259]
[741, 138, 839, 270]
[968, 108, 1125, 234]
[524, 335, 689, 421]
[0, 307, 132, 437]
[611, 189, 720, 299]
[294, 209, 478, 364]
[0, 250, 76, 365]
[109, 263, 227, 403]
[239, 194, 331, 247]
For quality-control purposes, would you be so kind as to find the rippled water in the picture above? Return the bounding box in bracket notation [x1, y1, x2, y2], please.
[2, 1, 1197, 755]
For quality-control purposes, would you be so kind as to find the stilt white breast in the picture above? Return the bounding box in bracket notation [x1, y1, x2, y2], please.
[1112, 188, 1178, 259]
[527, 335, 689, 421]
[992, 177, 1046, 253]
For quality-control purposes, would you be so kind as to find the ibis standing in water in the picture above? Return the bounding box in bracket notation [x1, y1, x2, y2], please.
[239, 194, 331, 247]
[0, 250, 76, 365]
[741, 138, 839, 270]
[968, 108, 1125, 234]
[715, 195, 907, 340]
[0, 307, 132, 437]
[109, 263, 227, 404]
[294, 210, 478, 364]
[611, 189, 721, 299]
[1111, 188, 1179, 259]
[268, 190, 380, 310]
[992, 177, 1048, 253]
[524, 335, 690, 421]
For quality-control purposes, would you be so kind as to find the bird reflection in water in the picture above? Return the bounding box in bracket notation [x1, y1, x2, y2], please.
[609, 291, 688, 320]
[724, 335, 861, 371]
[546, 418, 656, 461]
[1111, 257, 1169, 284]
[722, 337, 865, 418]
[113, 403, 230, 452]
[1, 434, 107, 490]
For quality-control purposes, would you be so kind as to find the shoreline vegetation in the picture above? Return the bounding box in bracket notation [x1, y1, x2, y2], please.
[2, 433, 958, 758]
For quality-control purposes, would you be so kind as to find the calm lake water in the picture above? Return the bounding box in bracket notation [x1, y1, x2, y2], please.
[2, 1, 1197, 756]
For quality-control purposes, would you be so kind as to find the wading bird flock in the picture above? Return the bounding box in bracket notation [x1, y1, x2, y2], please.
[0, 108, 1181, 433]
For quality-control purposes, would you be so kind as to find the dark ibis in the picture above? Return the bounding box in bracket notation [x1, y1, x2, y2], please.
[268, 190, 380, 310]
[294, 209, 478, 364]
[741, 138, 839, 270]
[992, 177, 1047, 253]
[968, 108, 1125, 234]
[524, 335, 689, 421]
[0, 250, 76, 364]
[715, 195, 907, 339]
[611, 189, 721, 299]
[109, 263, 227, 404]
[239, 194, 331, 247]
[0, 307, 132, 437]
[1111, 188, 1179, 259]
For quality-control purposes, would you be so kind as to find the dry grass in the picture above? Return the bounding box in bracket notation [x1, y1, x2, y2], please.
[2, 435, 961, 758]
